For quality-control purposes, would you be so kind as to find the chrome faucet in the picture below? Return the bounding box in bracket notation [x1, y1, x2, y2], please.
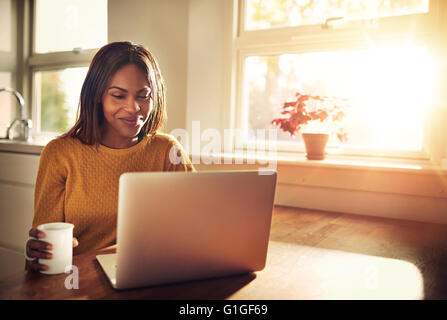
[0, 88, 32, 141]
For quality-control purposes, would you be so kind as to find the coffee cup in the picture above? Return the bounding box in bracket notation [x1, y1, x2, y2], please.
[34, 222, 74, 275]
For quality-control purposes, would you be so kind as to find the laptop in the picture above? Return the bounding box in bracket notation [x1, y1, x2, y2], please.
[96, 170, 277, 290]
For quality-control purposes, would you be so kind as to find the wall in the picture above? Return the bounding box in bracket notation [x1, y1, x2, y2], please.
[108, 0, 227, 135]
[186, 0, 227, 135]
[193, 156, 447, 225]
[108, 0, 189, 133]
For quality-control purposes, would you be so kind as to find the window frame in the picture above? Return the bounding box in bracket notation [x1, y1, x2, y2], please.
[230, 0, 443, 161]
[0, 0, 19, 133]
[238, 0, 438, 41]
[28, 0, 107, 137]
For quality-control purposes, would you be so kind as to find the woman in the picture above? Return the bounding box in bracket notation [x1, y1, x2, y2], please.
[25, 41, 194, 272]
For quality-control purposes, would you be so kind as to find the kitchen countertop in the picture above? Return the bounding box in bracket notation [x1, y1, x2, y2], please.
[0, 137, 52, 155]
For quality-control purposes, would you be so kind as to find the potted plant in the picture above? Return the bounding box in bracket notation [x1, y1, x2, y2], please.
[271, 92, 349, 160]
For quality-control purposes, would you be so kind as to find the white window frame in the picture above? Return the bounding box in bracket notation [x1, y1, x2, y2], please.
[229, 0, 444, 161]
[0, 0, 19, 128]
[27, 0, 107, 138]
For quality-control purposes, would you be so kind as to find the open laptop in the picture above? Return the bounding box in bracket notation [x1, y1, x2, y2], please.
[96, 170, 277, 290]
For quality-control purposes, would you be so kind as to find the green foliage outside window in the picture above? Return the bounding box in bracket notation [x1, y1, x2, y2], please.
[40, 71, 69, 133]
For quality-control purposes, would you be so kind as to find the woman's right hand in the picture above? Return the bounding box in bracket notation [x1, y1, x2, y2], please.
[25, 228, 53, 272]
[25, 228, 79, 272]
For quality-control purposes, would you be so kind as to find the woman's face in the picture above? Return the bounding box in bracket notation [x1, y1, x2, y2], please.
[101, 63, 153, 147]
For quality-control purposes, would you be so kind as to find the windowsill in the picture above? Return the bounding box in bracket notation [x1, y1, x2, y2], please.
[1, 137, 445, 176]
[274, 152, 444, 174]
[194, 151, 447, 175]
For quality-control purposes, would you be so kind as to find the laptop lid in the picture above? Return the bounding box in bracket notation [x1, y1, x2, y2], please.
[114, 170, 277, 290]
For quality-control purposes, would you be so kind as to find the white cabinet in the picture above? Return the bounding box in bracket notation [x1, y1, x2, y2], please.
[0, 151, 40, 278]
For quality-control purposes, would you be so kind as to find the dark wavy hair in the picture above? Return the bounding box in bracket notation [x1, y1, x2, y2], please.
[63, 41, 166, 145]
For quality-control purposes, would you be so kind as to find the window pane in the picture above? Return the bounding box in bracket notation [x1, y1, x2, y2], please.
[244, 46, 434, 151]
[245, 0, 429, 30]
[0, 72, 12, 137]
[35, 0, 107, 53]
[36, 67, 87, 133]
[0, 0, 12, 52]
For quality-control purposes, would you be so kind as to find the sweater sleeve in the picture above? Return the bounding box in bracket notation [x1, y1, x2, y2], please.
[164, 137, 195, 172]
[33, 139, 67, 227]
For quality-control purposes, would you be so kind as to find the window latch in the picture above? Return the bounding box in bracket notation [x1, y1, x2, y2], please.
[322, 16, 344, 29]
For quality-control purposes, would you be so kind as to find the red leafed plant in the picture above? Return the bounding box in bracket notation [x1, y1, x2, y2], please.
[271, 92, 349, 142]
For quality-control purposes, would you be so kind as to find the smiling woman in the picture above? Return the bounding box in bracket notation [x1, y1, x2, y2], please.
[64, 42, 166, 147]
[101, 64, 153, 149]
[25, 42, 195, 272]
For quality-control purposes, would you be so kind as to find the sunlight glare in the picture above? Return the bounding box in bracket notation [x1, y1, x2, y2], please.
[244, 45, 435, 150]
[246, 241, 425, 300]
[347, 46, 434, 150]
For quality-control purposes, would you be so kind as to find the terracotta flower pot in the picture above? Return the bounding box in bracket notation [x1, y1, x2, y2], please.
[302, 133, 329, 160]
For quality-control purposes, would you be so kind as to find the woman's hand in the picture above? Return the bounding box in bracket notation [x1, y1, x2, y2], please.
[25, 228, 79, 272]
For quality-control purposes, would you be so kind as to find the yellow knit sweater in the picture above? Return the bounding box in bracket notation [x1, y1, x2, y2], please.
[33, 133, 194, 255]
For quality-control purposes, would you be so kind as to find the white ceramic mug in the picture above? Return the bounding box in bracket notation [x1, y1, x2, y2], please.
[35, 222, 74, 275]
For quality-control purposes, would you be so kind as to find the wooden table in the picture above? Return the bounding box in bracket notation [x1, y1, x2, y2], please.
[1, 206, 447, 300]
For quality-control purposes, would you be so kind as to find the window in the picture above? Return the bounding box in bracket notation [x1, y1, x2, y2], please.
[0, 72, 12, 137]
[30, 0, 107, 135]
[0, 0, 13, 138]
[234, 0, 440, 159]
[244, 0, 429, 30]
[34, 67, 88, 133]
[0, 0, 12, 52]
[34, 0, 107, 53]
